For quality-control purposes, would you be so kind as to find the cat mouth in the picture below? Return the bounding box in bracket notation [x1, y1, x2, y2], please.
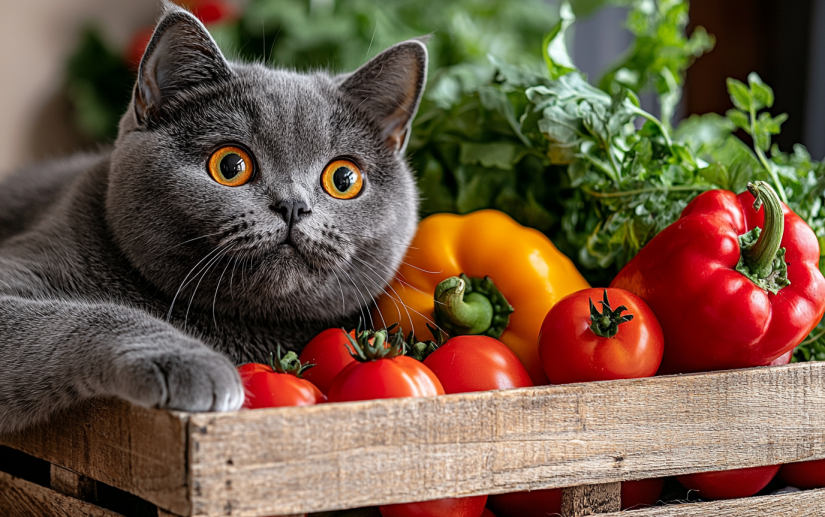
[278, 235, 297, 249]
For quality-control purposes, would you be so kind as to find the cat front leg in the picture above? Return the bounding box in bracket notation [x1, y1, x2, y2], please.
[0, 296, 244, 434]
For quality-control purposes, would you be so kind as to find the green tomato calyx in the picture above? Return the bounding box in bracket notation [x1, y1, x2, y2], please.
[343, 323, 406, 362]
[589, 289, 634, 339]
[269, 344, 315, 378]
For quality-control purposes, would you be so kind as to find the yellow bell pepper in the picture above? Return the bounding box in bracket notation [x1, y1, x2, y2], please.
[373, 209, 589, 384]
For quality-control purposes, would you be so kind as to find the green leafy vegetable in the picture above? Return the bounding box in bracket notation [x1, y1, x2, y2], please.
[724, 73, 790, 203]
[597, 0, 714, 129]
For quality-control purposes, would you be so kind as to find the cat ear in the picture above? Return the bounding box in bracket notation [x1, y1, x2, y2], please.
[133, 2, 232, 123]
[339, 39, 428, 153]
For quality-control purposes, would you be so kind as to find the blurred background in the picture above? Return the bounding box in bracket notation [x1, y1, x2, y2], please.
[0, 0, 823, 178]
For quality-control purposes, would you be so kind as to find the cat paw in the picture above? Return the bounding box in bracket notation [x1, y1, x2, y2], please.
[117, 346, 244, 412]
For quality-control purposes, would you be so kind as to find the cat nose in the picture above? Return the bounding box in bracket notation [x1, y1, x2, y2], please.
[270, 200, 311, 227]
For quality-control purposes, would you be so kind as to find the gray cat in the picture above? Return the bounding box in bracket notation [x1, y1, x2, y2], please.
[0, 2, 425, 434]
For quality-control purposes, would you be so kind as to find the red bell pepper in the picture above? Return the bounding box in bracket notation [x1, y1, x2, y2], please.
[611, 181, 825, 374]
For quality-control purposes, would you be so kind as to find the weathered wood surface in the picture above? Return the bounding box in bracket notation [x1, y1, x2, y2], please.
[0, 398, 190, 516]
[0, 470, 123, 517]
[601, 488, 825, 516]
[561, 483, 620, 516]
[188, 362, 825, 516]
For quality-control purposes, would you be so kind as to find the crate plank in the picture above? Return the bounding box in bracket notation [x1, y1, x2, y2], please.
[0, 470, 123, 517]
[561, 482, 620, 516]
[600, 488, 825, 516]
[187, 362, 825, 516]
[0, 398, 190, 516]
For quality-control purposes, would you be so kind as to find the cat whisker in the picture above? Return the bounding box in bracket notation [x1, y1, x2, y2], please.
[351, 268, 387, 330]
[167, 242, 232, 321]
[229, 255, 240, 303]
[352, 255, 415, 329]
[157, 231, 225, 255]
[351, 262, 448, 338]
[396, 261, 444, 275]
[185, 244, 232, 327]
[212, 246, 235, 329]
[339, 267, 373, 330]
[356, 250, 447, 307]
[373, 280, 448, 338]
[330, 270, 347, 315]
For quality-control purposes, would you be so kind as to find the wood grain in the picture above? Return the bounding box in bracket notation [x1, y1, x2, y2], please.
[0, 470, 123, 517]
[187, 362, 825, 516]
[600, 488, 825, 516]
[0, 398, 190, 516]
[561, 483, 620, 516]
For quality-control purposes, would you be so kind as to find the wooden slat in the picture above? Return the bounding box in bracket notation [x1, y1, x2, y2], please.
[0, 470, 123, 517]
[0, 398, 190, 516]
[600, 488, 825, 516]
[561, 483, 620, 516]
[187, 362, 825, 516]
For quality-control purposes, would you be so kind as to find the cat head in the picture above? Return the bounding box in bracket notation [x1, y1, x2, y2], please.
[108, 3, 425, 328]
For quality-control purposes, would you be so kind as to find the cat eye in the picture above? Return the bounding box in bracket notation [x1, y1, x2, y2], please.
[208, 145, 255, 187]
[321, 159, 363, 199]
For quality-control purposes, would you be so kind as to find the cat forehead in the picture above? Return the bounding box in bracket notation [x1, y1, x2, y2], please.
[231, 64, 340, 110]
[150, 64, 347, 131]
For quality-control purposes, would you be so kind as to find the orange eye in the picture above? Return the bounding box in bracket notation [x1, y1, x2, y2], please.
[322, 159, 363, 199]
[208, 146, 255, 187]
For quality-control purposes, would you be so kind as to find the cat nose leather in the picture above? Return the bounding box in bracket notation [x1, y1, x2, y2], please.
[270, 200, 311, 227]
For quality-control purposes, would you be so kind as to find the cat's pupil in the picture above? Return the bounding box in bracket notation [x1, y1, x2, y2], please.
[220, 153, 246, 179]
[333, 167, 354, 192]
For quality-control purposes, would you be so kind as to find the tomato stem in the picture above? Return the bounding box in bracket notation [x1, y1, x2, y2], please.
[343, 326, 406, 362]
[269, 344, 315, 377]
[589, 289, 633, 339]
[433, 274, 514, 339]
[404, 324, 444, 361]
[735, 181, 791, 294]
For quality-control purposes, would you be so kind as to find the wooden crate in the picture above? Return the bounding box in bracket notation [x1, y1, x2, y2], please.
[1, 361, 825, 516]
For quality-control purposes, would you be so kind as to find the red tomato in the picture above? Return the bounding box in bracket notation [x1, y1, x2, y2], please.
[237, 362, 271, 379]
[677, 465, 780, 500]
[621, 478, 665, 510]
[379, 495, 487, 517]
[299, 329, 357, 394]
[327, 328, 444, 402]
[239, 349, 325, 409]
[423, 335, 533, 394]
[327, 355, 443, 402]
[126, 26, 155, 70]
[538, 288, 664, 384]
[778, 458, 825, 489]
[242, 370, 325, 409]
[486, 488, 561, 517]
[481, 510, 496, 517]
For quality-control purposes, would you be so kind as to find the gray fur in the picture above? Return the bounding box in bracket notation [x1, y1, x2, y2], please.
[0, 2, 425, 433]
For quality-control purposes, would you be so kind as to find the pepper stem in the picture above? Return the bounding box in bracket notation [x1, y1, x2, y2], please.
[433, 274, 514, 338]
[589, 290, 633, 339]
[735, 181, 791, 294]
